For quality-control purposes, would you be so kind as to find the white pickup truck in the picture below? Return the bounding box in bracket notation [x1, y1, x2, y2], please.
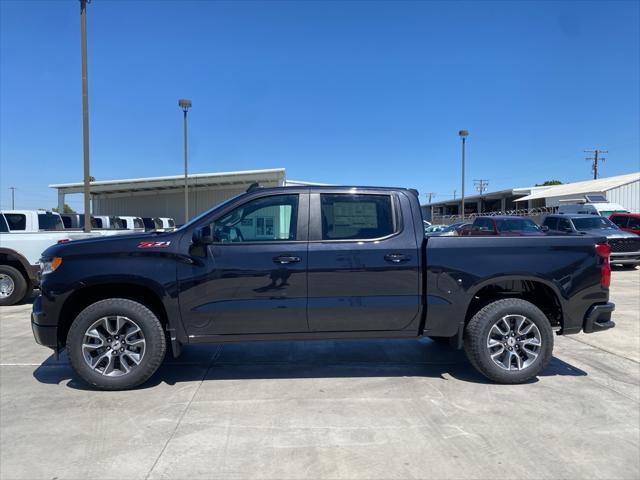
[0, 210, 137, 306]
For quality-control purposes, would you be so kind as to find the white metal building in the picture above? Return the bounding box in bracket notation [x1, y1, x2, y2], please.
[50, 168, 321, 225]
[514, 172, 640, 212]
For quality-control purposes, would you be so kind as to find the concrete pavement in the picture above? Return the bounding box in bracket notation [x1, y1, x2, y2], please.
[1, 268, 639, 480]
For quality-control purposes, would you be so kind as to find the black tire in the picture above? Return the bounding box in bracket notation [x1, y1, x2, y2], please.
[67, 298, 166, 390]
[464, 298, 554, 384]
[0, 265, 28, 307]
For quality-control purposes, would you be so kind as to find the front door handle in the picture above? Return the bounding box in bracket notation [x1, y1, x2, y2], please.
[273, 255, 301, 264]
[384, 253, 410, 263]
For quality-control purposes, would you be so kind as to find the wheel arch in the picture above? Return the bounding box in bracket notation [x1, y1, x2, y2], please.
[57, 280, 173, 352]
[0, 248, 33, 285]
[464, 274, 565, 331]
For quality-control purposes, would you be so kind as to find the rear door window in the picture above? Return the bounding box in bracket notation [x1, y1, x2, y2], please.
[320, 194, 395, 240]
[4, 214, 26, 231]
[0, 215, 8, 233]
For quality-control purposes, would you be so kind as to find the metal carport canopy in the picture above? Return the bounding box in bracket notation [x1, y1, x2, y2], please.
[49, 168, 287, 195]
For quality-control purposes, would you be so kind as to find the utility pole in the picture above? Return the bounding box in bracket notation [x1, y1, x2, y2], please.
[79, 0, 91, 232]
[474, 179, 489, 195]
[426, 192, 436, 222]
[453, 189, 456, 200]
[9, 187, 15, 209]
[474, 179, 489, 213]
[584, 149, 607, 179]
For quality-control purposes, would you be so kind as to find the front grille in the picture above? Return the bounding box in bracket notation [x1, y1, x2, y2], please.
[609, 237, 640, 253]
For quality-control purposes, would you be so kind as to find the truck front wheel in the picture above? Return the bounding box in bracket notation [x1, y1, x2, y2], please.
[0, 265, 28, 306]
[67, 298, 166, 390]
[464, 298, 554, 384]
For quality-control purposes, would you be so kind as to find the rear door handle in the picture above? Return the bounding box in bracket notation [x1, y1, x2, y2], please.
[384, 253, 410, 263]
[273, 255, 301, 264]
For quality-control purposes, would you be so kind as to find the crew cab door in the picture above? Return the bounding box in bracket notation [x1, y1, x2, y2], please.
[306, 191, 421, 332]
[177, 192, 309, 337]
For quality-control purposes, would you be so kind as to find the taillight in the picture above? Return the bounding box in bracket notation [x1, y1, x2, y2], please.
[57, 239, 70, 244]
[595, 243, 611, 288]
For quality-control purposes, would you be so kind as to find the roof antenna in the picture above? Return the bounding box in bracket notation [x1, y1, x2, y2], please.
[246, 182, 260, 193]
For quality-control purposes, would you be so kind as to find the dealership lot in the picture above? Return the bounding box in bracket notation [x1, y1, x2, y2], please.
[0, 269, 638, 480]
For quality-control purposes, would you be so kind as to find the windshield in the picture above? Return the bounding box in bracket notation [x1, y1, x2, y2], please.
[572, 217, 618, 230]
[441, 222, 464, 232]
[177, 193, 246, 231]
[496, 218, 541, 232]
[599, 210, 627, 218]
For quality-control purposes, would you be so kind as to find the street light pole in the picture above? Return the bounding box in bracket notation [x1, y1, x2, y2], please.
[80, 0, 91, 232]
[9, 187, 15, 209]
[458, 130, 469, 220]
[178, 99, 192, 223]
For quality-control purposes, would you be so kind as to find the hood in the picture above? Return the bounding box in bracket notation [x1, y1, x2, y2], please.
[41, 230, 178, 259]
[578, 227, 637, 239]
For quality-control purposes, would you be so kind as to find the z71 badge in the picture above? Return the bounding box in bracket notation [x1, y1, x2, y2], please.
[137, 241, 171, 249]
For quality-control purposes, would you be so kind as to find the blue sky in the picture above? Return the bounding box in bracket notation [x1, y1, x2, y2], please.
[1, 0, 638, 210]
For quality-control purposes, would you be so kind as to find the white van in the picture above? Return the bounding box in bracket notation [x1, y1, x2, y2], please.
[557, 195, 628, 217]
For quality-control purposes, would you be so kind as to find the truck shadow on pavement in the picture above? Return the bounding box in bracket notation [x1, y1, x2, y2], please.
[32, 338, 587, 390]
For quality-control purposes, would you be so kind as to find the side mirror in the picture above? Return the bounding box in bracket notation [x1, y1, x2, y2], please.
[541, 225, 549, 232]
[192, 225, 215, 244]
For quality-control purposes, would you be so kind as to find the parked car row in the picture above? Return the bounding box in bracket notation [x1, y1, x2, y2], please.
[0, 210, 176, 306]
[426, 212, 640, 268]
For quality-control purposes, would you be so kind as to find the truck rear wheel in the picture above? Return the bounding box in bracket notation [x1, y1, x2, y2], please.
[0, 265, 28, 307]
[464, 298, 553, 384]
[67, 298, 166, 390]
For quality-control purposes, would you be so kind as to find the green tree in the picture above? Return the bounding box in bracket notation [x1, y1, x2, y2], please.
[535, 180, 563, 186]
[52, 204, 76, 214]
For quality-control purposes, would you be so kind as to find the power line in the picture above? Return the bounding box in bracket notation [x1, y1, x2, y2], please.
[474, 179, 489, 195]
[584, 149, 607, 179]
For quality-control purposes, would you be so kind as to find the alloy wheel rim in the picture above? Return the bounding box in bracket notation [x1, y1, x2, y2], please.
[0, 274, 15, 298]
[486, 314, 542, 371]
[81, 316, 146, 376]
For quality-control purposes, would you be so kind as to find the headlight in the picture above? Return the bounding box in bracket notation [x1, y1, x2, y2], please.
[40, 257, 62, 275]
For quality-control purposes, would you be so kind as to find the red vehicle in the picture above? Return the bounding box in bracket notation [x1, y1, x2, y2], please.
[609, 213, 640, 236]
[461, 216, 546, 236]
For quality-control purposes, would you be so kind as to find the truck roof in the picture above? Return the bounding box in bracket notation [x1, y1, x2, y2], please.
[248, 185, 420, 195]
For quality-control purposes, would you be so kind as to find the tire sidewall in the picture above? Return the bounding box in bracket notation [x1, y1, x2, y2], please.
[67, 299, 165, 390]
[0, 265, 27, 307]
[467, 299, 554, 383]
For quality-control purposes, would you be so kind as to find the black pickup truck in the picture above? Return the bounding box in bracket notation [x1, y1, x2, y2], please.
[32, 186, 615, 390]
